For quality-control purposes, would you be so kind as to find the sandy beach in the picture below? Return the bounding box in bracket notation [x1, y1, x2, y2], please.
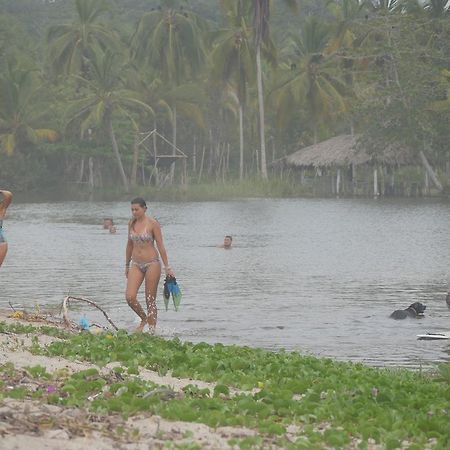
[0, 311, 282, 449]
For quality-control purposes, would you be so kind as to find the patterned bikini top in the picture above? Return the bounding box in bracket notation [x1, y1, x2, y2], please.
[129, 228, 154, 243]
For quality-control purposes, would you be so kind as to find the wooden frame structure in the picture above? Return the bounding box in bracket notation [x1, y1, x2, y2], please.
[137, 129, 187, 186]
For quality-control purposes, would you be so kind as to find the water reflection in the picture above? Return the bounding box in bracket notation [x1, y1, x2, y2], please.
[1, 198, 450, 368]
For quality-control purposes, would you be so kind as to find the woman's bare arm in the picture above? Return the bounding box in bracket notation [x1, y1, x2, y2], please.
[152, 220, 174, 276]
[125, 221, 133, 276]
[0, 190, 13, 209]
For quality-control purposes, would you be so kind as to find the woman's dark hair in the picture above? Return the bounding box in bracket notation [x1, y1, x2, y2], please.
[130, 197, 147, 230]
[131, 197, 147, 208]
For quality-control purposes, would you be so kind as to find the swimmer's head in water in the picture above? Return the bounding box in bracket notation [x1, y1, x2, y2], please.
[131, 197, 147, 219]
[103, 218, 113, 229]
[223, 235, 232, 248]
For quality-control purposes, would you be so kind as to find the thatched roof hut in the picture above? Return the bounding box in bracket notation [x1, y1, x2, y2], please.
[284, 135, 414, 168]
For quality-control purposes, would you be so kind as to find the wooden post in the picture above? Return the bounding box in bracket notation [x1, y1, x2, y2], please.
[152, 127, 158, 187]
[351, 163, 356, 195]
[373, 166, 378, 198]
[170, 106, 177, 184]
[336, 168, 341, 197]
[419, 150, 442, 191]
[197, 145, 206, 183]
[389, 168, 395, 195]
[193, 136, 197, 174]
[226, 143, 230, 178]
[88, 157, 94, 192]
[78, 158, 85, 183]
[446, 151, 450, 181]
[131, 134, 139, 187]
[141, 157, 146, 186]
[255, 147, 260, 175]
[183, 157, 188, 186]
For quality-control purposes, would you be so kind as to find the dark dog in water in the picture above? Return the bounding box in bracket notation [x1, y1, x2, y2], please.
[390, 302, 426, 320]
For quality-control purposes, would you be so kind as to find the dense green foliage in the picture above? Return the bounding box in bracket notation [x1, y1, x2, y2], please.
[1, 0, 450, 196]
[1, 320, 449, 448]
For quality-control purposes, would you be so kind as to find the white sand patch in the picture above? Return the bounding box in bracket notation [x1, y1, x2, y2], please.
[0, 398, 265, 450]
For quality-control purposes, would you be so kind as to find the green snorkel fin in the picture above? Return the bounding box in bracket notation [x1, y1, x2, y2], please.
[163, 276, 182, 311]
[171, 279, 182, 311]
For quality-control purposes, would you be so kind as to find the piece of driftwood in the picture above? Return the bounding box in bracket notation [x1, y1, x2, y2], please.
[62, 296, 119, 331]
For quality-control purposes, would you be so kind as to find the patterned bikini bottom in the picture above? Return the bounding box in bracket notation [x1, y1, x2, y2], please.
[130, 257, 160, 274]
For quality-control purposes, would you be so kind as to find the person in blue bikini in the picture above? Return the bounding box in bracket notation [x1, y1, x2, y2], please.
[125, 197, 175, 333]
[0, 189, 13, 267]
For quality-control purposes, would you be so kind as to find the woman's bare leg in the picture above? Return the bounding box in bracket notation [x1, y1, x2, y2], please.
[125, 266, 147, 331]
[145, 263, 161, 334]
[0, 243, 7, 267]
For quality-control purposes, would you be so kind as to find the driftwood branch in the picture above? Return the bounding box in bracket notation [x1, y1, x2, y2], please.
[62, 296, 119, 331]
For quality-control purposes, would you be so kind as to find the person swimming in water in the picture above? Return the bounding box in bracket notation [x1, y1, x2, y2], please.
[218, 235, 233, 249]
[0, 190, 13, 267]
[125, 197, 175, 333]
[103, 218, 114, 230]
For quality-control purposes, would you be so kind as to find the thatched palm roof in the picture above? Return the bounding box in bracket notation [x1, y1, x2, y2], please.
[284, 135, 414, 168]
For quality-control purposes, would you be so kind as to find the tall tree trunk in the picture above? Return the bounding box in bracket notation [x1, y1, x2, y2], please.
[78, 157, 85, 183]
[198, 145, 205, 183]
[153, 121, 158, 186]
[88, 157, 94, 194]
[256, 43, 268, 179]
[130, 133, 140, 187]
[419, 150, 443, 192]
[170, 105, 177, 184]
[106, 114, 129, 192]
[239, 103, 244, 181]
[193, 136, 197, 174]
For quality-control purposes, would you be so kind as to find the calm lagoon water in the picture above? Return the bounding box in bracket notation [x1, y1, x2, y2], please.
[1, 198, 449, 368]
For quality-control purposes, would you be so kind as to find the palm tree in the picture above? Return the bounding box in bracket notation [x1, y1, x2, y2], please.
[212, 1, 254, 179]
[326, 0, 367, 55]
[424, 0, 450, 17]
[365, 0, 402, 13]
[271, 17, 349, 142]
[66, 50, 154, 192]
[46, 0, 120, 78]
[0, 62, 58, 155]
[131, 1, 207, 180]
[251, 0, 298, 179]
[127, 70, 204, 183]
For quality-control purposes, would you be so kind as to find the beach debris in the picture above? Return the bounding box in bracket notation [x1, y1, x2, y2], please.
[79, 316, 90, 331]
[62, 296, 118, 331]
[142, 387, 178, 401]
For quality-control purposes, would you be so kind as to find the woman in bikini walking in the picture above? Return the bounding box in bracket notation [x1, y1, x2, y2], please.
[125, 197, 175, 333]
[0, 189, 13, 267]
